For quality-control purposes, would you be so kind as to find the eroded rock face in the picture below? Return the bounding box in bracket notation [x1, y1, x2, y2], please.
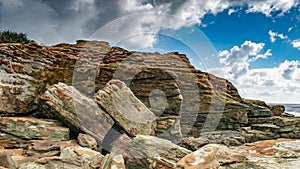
[95, 79, 157, 136]
[0, 41, 110, 114]
[40, 82, 114, 145]
[0, 41, 300, 169]
[97, 48, 251, 136]
[0, 41, 275, 137]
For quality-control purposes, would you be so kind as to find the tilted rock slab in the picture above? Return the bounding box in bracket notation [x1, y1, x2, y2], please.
[95, 80, 157, 136]
[40, 82, 114, 145]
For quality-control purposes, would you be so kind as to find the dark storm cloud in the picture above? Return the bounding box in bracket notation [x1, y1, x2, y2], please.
[82, 0, 121, 36]
[153, 0, 188, 13]
[35, 0, 122, 36]
[0, 0, 298, 46]
[0, 0, 122, 45]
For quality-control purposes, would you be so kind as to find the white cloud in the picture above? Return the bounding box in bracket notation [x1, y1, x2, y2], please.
[228, 9, 237, 15]
[268, 30, 288, 43]
[210, 41, 300, 103]
[237, 62, 300, 103]
[216, 41, 271, 80]
[244, 0, 299, 16]
[1, 0, 299, 48]
[236, 67, 300, 103]
[291, 39, 300, 50]
[279, 60, 299, 79]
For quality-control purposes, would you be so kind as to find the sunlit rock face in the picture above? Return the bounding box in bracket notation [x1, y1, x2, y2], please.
[0, 40, 290, 138]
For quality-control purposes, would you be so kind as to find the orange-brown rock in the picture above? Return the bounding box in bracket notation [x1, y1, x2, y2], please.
[0, 117, 69, 141]
[0, 41, 113, 113]
[40, 82, 114, 145]
[176, 144, 243, 169]
[4, 40, 300, 169]
[95, 80, 157, 136]
[110, 135, 191, 168]
[77, 133, 97, 150]
[177, 139, 300, 169]
[268, 104, 285, 116]
[0, 41, 276, 137]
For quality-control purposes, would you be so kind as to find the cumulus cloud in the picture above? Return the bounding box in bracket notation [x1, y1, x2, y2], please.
[268, 30, 288, 43]
[244, 0, 300, 16]
[216, 41, 272, 80]
[210, 40, 300, 103]
[291, 39, 300, 50]
[237, 62, 300, 103]
[0, 0, 299, 48]
[279, 60, 299, 79]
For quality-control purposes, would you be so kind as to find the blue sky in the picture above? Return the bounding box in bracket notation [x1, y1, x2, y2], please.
[201, 7, 300, 69]
[150, 5, 300, 103]
[1, 0, 300, 103]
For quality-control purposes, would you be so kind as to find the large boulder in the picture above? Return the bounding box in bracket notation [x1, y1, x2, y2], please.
[40, 82, 114, 145]
[110, 135, 191, 168]
[95, 80, 157, 136]
[268, 104, 285, 116]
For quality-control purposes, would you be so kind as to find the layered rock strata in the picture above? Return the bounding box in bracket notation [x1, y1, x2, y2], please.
[0, 41, 300, 169]
[0, 41, 279, 138]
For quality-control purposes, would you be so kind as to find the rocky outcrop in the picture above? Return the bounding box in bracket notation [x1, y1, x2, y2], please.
[243, 115, 300, 142]
[0, 41, 300, 168]
[0, 41, 112, 114]
[0, 41, 274, 138]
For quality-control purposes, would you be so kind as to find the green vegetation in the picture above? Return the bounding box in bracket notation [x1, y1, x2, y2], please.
[0, 30, 31, 44]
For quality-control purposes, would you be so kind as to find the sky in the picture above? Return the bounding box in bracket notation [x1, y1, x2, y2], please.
[0, 0, 300, 103]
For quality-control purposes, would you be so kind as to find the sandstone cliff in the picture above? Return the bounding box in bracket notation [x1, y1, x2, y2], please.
[0, 40, 271, 134]
[0, 40, 299, 168]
